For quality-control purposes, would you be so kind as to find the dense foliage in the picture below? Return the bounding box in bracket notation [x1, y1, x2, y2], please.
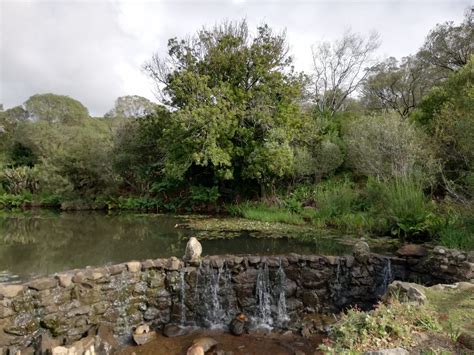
[0, 16, 472, 249]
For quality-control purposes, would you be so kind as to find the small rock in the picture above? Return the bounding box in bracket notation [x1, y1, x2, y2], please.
[168, 257, 181, 271]
[192, 337, 218, 352]
[56, 274, 73, 288]
[0, 285, 24, 298]
[52, 346, 69, 355]
[396, 244, 428, 258]
[187, 344, 204, 355]
[383, 281, 427, 305]
[27, 277, 57, 291]
[458, 332, 474, 350]
[163, 324, 189, 337]
[126, 261, 141, 273]
[184, 237, 202, 263]
[353, 240, 370, 263]
[133, 328, 157, 346]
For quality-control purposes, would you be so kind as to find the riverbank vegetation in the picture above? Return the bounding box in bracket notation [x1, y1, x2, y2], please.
[0, 12, 473, 250]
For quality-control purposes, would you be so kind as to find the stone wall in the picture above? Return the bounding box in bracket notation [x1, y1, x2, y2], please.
[0, 247, 472, 352]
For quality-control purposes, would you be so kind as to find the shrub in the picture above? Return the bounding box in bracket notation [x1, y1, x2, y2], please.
[320, 301, 441, 352]
[0, 166, 39, 194]
[367, 178, 434, 241]
[343, 113, 436, 182]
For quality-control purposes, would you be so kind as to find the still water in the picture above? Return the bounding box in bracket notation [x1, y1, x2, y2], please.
[0, 210, 352, 283]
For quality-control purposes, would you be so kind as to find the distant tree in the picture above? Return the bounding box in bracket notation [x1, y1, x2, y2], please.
[24, 93, 89, 124]
[417, 9, 473, 72]
[105, 95, 157, 119]
[112, 106, 171, 193]
[310, 30, 380, 115]
[362, 56, 440, 118]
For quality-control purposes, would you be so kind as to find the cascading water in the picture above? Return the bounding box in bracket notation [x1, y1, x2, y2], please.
[194, 263, 233, 327]
[179, 268, 186, 324]
[276, 260, 289, 326]
[376, 258, 393, 297]
[255, 263, 272, 327]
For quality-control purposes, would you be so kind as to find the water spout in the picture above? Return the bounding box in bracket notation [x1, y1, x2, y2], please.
[179, 268, 186, 324]
[377, 258, 393, 297]
[276, 260, 289, 326]
[255, 263, 272, 327]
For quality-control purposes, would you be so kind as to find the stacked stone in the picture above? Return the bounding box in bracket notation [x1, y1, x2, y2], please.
[1, 247, 472, 353]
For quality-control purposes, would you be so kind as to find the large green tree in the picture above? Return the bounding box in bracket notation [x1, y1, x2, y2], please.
[105, 95, 157, 119]
[144, 20, 304, 194]
[24, 93, 90, 124]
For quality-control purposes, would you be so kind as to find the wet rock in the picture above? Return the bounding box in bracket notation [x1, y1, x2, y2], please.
[144, 307, 160, 321]
[383, 281, 427, 305]
[163, 324, 189, 337]
[396, 244, 428, 258]
[184, 237, 202, 263]
[353, 240, 370, 263]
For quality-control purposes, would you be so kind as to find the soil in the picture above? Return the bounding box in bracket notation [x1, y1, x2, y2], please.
[118, 328, 323, 355]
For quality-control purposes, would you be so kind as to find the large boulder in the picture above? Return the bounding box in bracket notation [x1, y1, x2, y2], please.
[353, 240, 370, 263]
[184, 237, 202, 263]
[383, 281, 427, 305]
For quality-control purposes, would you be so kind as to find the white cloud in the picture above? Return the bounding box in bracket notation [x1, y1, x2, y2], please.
[0, 0, 470, 115]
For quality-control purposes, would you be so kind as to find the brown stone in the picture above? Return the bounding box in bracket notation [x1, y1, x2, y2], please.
[396, 244, 428, 258]
[27, 277, 57, 291]
[127, 261, 141, 273]
[167, 257, 181, 271]
[56, 274, 73, 288]
[0, 285, 24, 298]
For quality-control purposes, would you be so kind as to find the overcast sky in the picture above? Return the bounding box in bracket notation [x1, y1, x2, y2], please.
[0, 0, 470, 116]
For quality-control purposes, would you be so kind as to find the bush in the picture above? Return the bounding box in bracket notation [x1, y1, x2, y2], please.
[343, 113, 436, 182]
[367, 178, 434, 241]
[0, 166, 39, 194]
[320, 301, 441, 352]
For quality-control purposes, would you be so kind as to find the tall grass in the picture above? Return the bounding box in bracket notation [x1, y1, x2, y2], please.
[367, 178, 434, 241]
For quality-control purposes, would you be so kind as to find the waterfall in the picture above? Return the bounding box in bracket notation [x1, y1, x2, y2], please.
[255, 263, 272, 327]
[194, 263, 232, 327]
[276, 260, 289, 326]
[179, 269, 186, 324]
[377, 258, 393, 297]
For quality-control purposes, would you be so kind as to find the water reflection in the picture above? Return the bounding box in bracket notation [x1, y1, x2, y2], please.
[0, 210, 352, 282]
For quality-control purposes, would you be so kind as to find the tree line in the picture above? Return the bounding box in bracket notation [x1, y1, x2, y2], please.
[0, 11, 472, 246]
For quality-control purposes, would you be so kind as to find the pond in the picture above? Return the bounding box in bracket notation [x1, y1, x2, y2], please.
[0, 210, 356, 283]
